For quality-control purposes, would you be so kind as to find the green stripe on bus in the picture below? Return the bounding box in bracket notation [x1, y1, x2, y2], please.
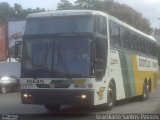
[119, 52, 131, 97]
[126, 55, 136, 96]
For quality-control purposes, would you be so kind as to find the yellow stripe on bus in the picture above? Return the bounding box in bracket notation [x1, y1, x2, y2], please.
[132, 55, 157, 96]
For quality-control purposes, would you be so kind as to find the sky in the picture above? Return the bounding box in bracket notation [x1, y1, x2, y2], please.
[0, 0, 160, 28]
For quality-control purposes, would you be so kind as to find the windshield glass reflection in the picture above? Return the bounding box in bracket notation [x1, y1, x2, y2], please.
[22, 37, 91, 78]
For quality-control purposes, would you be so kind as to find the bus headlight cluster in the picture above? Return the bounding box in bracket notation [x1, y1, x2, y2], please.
[81, 94, 87, 99]
[23, 93, 32, 98]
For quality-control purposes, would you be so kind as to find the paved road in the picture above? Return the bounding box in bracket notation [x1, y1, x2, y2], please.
[0, 83, 160, 120]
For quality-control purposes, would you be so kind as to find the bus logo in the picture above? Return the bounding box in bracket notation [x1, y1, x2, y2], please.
[97, 87, 106, 100]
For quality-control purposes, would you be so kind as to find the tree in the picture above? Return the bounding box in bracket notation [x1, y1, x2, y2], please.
[57, 0, 74, 10]
[0, 2, 45, 24]
[57, 0, 153, 34]
[0, 2, 14, 24]
[74, 0, 97, 9]
[14, 3, 23, 14]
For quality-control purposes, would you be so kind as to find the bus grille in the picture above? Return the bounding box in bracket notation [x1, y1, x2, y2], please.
[36, 84, 70, 88]
[53, 84, 70, 88]
[36, 84, 50, 88]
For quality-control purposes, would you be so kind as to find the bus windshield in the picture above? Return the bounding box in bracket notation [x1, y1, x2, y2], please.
[25, 15, 94, 35]
[22, 37, 91, 78]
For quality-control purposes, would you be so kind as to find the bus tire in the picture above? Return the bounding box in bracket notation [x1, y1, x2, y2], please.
[45, 105, 61, 112]
[140, 82, 149, 101]
[148, 80, 151, 92]
[106, 82, 116, 110]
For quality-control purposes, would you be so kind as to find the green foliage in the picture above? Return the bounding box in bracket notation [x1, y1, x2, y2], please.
[57, 0, 153, 34]
[0, 2, 14, 24]
[57, 0, 74, 10]
[0, 2, 45, 24]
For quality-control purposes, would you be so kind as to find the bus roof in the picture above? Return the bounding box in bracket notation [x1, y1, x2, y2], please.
[27, 10, 106, 18]
[27, 10, 156, 42]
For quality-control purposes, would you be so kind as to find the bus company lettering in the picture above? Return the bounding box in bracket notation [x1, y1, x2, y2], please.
[152, 62, 158, 69]
[139, 59, 151, 68]
[139, 59, 158, 69]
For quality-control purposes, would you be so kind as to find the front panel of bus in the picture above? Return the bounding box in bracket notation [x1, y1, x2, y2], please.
[20, 14, 108, 106]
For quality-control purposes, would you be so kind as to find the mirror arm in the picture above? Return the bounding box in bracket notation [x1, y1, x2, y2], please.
[14, 41, 22, 61]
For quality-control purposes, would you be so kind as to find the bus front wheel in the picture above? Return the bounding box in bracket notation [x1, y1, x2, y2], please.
[106, 82, 116, 110]
[45, 105, 61, 112]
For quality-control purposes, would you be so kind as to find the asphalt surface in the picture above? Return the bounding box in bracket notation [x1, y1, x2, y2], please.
[0, 82, 160, 120]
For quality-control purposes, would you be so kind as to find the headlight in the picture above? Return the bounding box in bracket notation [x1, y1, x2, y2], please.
[1, 76, 10, 81]
[0, 76, 11, 84]
[81, 94, 87, 99]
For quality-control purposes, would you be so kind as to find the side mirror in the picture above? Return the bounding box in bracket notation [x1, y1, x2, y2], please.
[15, 41, 22, 61]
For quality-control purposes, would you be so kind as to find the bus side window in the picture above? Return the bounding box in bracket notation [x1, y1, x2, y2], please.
[153, 43, 157, 57]
[145, 40, 151, 55]
[96, 16, 107, 36]
[139, 37, 145, 53]
[149, 41, 152, 56]
[131, 33, 138, 51]
[120, 27, 130, 49]
[150, 42, 153, 56]
[109, 23, 120, 47]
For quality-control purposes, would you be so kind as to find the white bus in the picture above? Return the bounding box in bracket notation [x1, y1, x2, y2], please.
[19, 10, 158, 111]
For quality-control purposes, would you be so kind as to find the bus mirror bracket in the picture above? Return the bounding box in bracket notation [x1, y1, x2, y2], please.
[15, 41, 22, 61]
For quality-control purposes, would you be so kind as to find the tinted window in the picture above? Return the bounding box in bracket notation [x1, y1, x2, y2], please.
[109, 23, 120, 47]
[121, 28, 130, 49]
[25, 15, 94, 34]
[151, 42, 157, 57]
[22, 37, 91, 78]
[96, 16, 107, 36]
[145, 40, 151, 55]
[95, 38, 107, 80]
[138, 37, 145, 53]
[131, 34, 138, 51]
[153, 43, 157, 57]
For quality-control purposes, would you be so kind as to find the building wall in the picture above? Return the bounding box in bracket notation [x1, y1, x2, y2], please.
[0, 24, 7, 61]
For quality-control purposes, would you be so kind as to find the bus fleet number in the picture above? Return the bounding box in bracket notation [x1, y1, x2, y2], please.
[27, 79, 44, 84]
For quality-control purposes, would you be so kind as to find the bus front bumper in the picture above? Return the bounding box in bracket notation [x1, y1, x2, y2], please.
[21, 89, 94, 106]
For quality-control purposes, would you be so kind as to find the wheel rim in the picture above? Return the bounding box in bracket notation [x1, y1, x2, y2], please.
[108, 87, 114, 107]
[2, 87, 7, 94]
[143, 84, 149, 99]
[143, 89, 146, 98]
